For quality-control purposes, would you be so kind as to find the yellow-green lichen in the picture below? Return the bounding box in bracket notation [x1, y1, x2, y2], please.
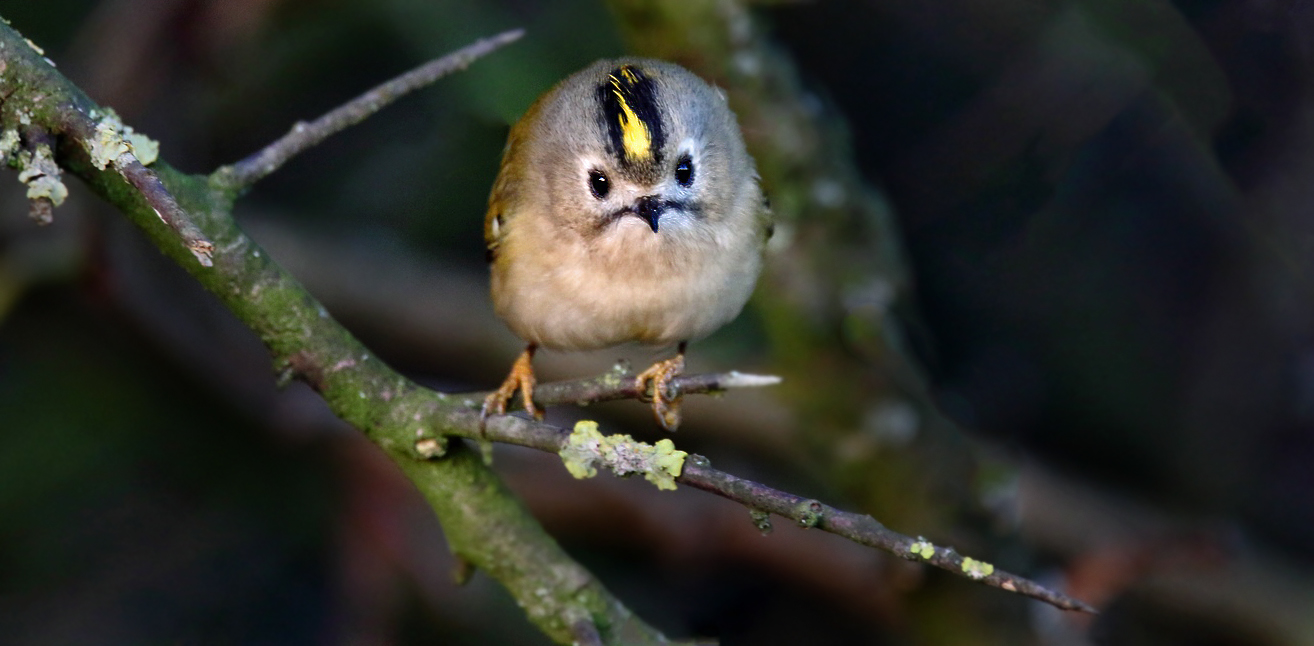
[17, 144, 67, 207]
[961, 557, 994, 580]
[86, 109, 160, 169]
[124, 129, 159, 165]
[560, 420, 688, 491]
[909, 538, 935, 560]
[88, 114, 129, 170]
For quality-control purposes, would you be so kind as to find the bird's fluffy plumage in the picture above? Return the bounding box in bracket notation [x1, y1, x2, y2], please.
[486, 58, 770, 352]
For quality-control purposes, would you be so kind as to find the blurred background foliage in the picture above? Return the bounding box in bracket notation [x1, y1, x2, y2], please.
[1, 0, 1313, 644]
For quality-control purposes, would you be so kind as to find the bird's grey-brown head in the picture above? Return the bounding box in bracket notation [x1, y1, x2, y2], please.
[532, 58, 753, 242]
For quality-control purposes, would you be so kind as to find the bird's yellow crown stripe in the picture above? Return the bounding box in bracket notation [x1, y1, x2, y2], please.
[610, 69, 653, 162]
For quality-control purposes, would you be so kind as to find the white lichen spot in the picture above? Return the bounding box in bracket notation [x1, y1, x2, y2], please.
[331, 358, 357, 372]
[961, 557, 994, 580]
[358, 391, 365, 399]
[0, 129, 22, 159]
[909, 538, 936, 560]
[17, 109, 31, 126]
[23, 38, 43, 56]
[17, 144, 67, 207]
[559, 420, 688, 491]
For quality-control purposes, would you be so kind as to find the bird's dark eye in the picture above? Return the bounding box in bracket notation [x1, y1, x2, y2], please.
[588, 169, 610, 200]
[675, 155, 694, 187]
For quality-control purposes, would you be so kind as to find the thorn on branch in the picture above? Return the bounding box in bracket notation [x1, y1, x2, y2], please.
[215, 28, 525, 192]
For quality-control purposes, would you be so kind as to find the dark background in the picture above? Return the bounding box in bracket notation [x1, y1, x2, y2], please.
[1, 1, 1311, 644]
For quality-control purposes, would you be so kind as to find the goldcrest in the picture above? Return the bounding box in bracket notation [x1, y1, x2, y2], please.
[482, 58, 771, 430]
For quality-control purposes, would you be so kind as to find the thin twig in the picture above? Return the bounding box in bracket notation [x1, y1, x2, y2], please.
[676, 462, 1096, 613]
[468, 365, 782, 409]
[469, 399, 1095, 614]
[215, 29, 525, 191]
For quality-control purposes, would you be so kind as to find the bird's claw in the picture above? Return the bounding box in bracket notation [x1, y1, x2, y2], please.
[636, 353, 685, 431]
[482, 348, 542, 433]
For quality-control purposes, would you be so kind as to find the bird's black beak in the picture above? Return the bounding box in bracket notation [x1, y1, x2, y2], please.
[634, 195, 664, 233]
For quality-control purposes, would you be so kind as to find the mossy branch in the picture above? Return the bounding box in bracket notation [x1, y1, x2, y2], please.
[0, 20, 668, 646]
[0, 11, 1094, 643]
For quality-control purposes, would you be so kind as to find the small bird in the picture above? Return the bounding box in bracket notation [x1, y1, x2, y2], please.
[482, 58, 770, 431]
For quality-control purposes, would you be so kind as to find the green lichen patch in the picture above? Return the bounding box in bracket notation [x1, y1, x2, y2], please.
[795, 500, 823, 528]
[560, 420, 688, 491]
[908, 538, 935, 560]
[961, 557, 994, 580]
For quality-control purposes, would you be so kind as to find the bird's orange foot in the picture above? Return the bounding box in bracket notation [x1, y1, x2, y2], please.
[636, 350, 685, 431]
[481, 346, 542, 426]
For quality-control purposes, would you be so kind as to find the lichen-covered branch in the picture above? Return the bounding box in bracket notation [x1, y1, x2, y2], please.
[458, 411, 1096, 614]
[0, 20, 666, 646]
[0, 10, 1094, 642]
[211, 29, 525, 193]
[676, 462, 1096, 613]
